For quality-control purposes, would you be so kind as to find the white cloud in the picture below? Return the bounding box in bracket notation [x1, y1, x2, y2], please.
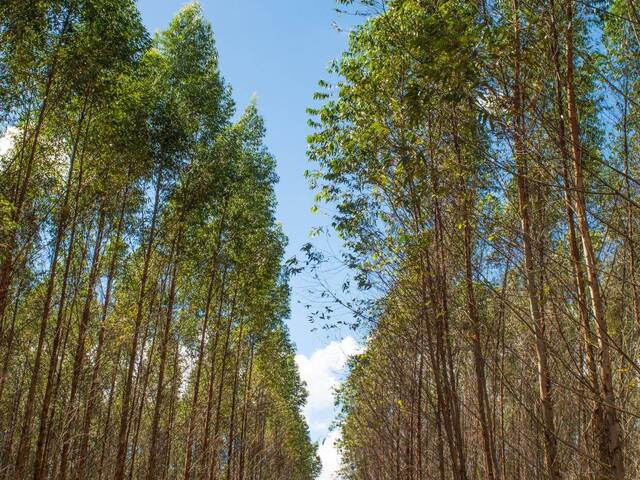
[318, 429, 342, 480]
[0, 126, 19, 157]
[295, 337, 362, 480]
[296, 336, 361, 414]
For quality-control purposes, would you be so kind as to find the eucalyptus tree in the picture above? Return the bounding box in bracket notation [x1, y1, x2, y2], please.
[310, 1, 640, 479]
[0, 2, 319, 480]
[0, 2, 148, 478]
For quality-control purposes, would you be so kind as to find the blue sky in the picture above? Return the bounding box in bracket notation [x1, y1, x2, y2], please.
[137, 0, 356, 354]
[136, 1, 362, 478]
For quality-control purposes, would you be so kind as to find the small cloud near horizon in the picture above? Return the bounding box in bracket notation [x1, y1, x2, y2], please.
[295, 336, 362, 480]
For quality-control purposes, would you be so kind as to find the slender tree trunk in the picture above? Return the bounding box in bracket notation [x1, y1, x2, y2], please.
[621, 76, 639, 327]
[0, 55, 59, 325]
[237, 345, 254, 480]
[547, 6, 606, 473]
[184, 204, 227, 480]
[44, 230, 90, 475]
[76, 188, 128, 480]
[97, 345, 122, 480]
[114, 169, 163, 480]
[209, 285, 239, 480]
[415, 324, 424, 480]
[14, 96, 90, 479]
[225, 318, 245, 480]
[146, 233, 180, 480]
[1, 371, 26, 480]
[58, 207, 107, 480]
[33, 102, 92, 480]
[430, 163, 467, 480]
[458, 168, 498, 480]
[127, 277, 166, 480]
[183, 271, 215, 480]
[511, 2, 561, 478]
[0, 270, 27, 403]
[420, 261, 461, 480]
[162, 339, 181, 480]
[565, 4, 624, 477]
[201, 266, 228, 479]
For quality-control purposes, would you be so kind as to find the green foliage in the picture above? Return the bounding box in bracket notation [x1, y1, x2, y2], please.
[0, 2, 318, 479]
[309, 1, 640, 479]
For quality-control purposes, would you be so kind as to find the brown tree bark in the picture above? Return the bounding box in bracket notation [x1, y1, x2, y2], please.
[565, 3, 624, 477]
[237, 345, 254, 480]
[58, 207, 107, 480]
[225, 318, 245, 480]
[546, 5, 607, 473]
[200, 265, 228, 479]
[184, 204, 227, 480]
[511, 2, 561, 478]
[146, 241, 180, 480]
[113, 169, 163, 480]
[457, 159, 499, 480]
[76, 188, 128, 480]
[208, 285, 239, 480]
[15, 96, 90, 479]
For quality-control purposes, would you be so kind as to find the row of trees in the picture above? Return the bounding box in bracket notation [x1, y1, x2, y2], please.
[309, 0, 640, 478]
[0, 2, 319, 479]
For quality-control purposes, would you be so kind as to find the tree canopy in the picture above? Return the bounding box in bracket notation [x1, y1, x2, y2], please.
[0, 2, 319, 479]
[309, 0, 640, 479]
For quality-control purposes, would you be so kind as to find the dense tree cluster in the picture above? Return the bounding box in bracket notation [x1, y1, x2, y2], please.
[0, 2, 319, 479]
[309, 0, 640, 479]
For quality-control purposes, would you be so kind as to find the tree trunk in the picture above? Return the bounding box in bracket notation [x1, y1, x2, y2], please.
[565, 3, 624, 477]
[201, 266, 228, 478]
[208, 285, 239, 480]
[184, 204, 227, 480]
[114, 169, 163, 480]
[58, 207, 107, 480]
[15, 96, 90, 479]
[511, 2, 561, 478]
[458, 167, 498, 480]
[76, 188, 128, 480]
[225, 318, 245, 480]
[237, 345, 254, 480]
[146, 249, 179, 480]
[547, 5, 606, 473]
